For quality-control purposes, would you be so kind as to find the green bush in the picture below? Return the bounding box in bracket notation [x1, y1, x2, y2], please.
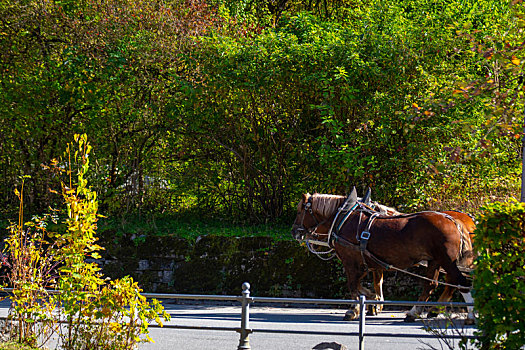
[473, 200, 525, 349]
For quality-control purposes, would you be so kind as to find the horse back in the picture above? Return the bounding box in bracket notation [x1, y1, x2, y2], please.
[360, 211, 465, 269]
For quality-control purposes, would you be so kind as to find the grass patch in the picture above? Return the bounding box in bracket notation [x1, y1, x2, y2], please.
[98, 213, 294, 241]
[0, 342, 38, 350]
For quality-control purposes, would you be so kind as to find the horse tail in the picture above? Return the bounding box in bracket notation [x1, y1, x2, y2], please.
[456, 223, 474, 269]
[444, 210, 477, 231]
[440, 213, 474, 269]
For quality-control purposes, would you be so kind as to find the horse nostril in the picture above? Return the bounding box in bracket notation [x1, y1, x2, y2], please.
[291, 226, 305, 239]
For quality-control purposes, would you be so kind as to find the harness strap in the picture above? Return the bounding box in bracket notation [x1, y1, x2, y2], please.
[332, 234, 392, 270]
[328, 202, 358, 248]
[358, 212, 379, 271]
[358, 212, 379, 252]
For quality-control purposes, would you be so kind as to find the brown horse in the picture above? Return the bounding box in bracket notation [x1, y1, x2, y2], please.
[368, 208, 476, 321]
[291, 189, 475, 323]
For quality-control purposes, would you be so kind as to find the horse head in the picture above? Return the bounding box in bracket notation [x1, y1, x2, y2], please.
[291, 191, 357, 241]
[291, 193, 315, 241]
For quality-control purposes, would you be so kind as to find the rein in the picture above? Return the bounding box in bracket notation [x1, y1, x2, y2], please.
[306, 239, 336, 260]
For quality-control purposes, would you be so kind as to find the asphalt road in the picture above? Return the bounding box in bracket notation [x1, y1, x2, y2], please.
[0, 298, 476, 350]
[139, 301, 477, 350]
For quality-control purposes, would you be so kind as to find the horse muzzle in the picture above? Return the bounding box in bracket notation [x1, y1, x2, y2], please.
[291, 225, 306, 241]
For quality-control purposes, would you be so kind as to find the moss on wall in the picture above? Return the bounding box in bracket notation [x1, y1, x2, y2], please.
[98, 233, 431, 300]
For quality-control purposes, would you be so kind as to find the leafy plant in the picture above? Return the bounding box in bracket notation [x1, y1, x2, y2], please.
[473, 200, 525, 349]
[0, 0, 522, 225]
[1, 179, 59, 347]
[51, 134, 170, 349]
[421, 313, 476, 350]
[1, 135, 170, 349]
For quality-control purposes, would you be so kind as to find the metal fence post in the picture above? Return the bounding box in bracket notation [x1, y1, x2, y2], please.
[359, 295, 366, 350]
[237, 282, 252, 350]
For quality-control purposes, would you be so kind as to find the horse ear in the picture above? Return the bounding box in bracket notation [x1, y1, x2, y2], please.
[362, 187, 372, 205]
[349, 186, 358, 203]
[302, 193, 310, 203]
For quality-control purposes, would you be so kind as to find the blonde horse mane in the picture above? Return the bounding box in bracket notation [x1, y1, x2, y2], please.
[372, 202, 400, 215]
[303, 192, 400, 220]
[305, 193, 400, 218]
[308, 193, 346, 218]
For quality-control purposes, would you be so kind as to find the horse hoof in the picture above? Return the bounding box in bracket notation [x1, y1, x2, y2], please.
[343, 312, 358, 321]
[404, 314, 418, 323]
[367, 306, 378, 316]
[464, 318, 475, 325]
[427, 311, 438, 318]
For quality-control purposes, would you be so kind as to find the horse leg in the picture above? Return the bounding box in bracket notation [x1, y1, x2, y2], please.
[372, 270, 384, 314]
[432, 275, 475, 324]
[427, 285, 456, 318]
[438, 261, 475, 324]
[355, 270, 380, 316]
[362, 270, 383, 316]
[342, 262, 362, 321]
[461, 290, 475, 325]
[405, 261, 440, 322]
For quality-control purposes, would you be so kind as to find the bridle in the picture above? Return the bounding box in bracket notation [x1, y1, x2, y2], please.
[296, 196, 374, 260]
[294, 196, 343, 260]
[295, 196, 329, 239]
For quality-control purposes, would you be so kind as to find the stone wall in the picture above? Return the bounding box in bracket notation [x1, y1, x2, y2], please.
[97, 231, 433, 300]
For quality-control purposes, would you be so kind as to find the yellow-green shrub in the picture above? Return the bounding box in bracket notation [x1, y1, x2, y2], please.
[2, 135, 170, 349]
[474, 200, 525, 349]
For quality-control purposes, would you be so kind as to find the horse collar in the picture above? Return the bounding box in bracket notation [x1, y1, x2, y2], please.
[328, 202, 359, 247]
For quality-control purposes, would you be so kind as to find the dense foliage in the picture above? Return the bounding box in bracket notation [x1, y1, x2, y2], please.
[0, 0, 523, 223]
[473, 200, 525, 350]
